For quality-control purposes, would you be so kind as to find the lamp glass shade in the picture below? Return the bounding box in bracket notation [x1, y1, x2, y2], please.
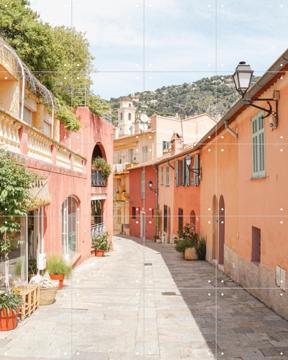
[233, 61, 253, 96]
[185, 155, 191, 167]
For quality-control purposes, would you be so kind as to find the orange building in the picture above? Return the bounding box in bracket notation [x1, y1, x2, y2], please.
[198, 49, 288, 319]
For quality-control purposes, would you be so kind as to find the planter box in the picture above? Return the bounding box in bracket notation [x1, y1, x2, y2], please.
[17, 284, 40, 320]
[184, 247, 198, 261]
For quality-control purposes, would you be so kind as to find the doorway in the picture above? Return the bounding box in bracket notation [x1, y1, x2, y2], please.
[212, 195, 218, 260]
[218, 195, 225, 265]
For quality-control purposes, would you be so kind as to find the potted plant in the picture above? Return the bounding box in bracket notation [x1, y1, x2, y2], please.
[196, 237, 206, 260]
[46, 255, 72, 289]
[92, 232, 109, 257]
[0, 291, 22, 331]
[93, 157, 111, 180]
[175, 224, 198, 260]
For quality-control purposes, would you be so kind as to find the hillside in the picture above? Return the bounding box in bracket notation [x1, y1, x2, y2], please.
[110, 75, 257, 124]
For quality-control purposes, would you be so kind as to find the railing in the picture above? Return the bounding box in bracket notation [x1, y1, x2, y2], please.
[0, 109, 86, 174]
[91, 170, 107, 187]
[91, 223, 105, 238]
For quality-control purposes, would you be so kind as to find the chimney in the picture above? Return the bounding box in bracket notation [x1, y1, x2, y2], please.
[170, 132, 183, 153]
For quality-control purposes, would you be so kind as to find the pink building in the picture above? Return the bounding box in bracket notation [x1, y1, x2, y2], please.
[129, 163, 157, 241]
[0, 40, 113, 285]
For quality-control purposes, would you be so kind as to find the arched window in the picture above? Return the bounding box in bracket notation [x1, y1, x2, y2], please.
[62, 196, 79, 260]
[190, 210, 196, 233]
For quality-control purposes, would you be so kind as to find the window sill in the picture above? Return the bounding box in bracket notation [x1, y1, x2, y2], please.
[251, 174, 267, 181]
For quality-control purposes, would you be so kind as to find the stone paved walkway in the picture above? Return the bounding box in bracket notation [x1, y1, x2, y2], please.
[0, 236, 288, 360]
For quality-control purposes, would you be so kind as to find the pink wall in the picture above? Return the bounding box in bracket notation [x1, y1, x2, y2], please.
[129, 165, 157, 240]
[25, 107, 114, 264]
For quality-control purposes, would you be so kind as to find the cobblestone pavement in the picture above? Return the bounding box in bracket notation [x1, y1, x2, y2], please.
[0, 236, 288, 360]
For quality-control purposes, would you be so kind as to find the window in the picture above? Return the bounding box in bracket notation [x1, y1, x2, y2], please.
[192, 154, 200, 186]
[176, 159, 183, 186]
[62, 196, 78, 260]
[120, 112, 123, 121]
[132, 207, 136, 219]
[165, 165, 170, 186]
[251, 226, 261, 263]
[163, 205, 168, 232]
[142, 146, 148, 162]
[160, 167, 164, 185]
[190, 210, 196, 233]
[252, 112, 265, 178]
[128, 113, 132, 121]
[162, 141, 170, 154]
[128, 149, 134, 163]
[141, 170, 145, 199]
[178, 208, 184, 234]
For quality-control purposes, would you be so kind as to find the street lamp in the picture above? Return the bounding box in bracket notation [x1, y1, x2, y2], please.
[232, 61, 280, 128]
[148, 180, 157, 194]
[232, 61, 253, 97]
[184, 155, 191, 167]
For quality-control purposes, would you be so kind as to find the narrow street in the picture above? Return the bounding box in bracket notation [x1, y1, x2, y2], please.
[1, 236, 288, 360]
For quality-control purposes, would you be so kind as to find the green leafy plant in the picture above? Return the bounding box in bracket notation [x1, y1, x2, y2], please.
[56, 100, 80, 132]
[0, 291, 22, 312]
[46, 255, 72, 277]
[196, 237, 206, 260]
[28, 259, 37, 276]
[0, 151, 35, 290]
[175, 224, 199, 253]
[92, 232, 109, 251]
[93, 158, 111, 179]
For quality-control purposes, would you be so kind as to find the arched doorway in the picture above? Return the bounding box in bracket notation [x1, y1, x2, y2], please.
[92, 143, 106, 162]
[218, 195, 225, 265]
[62, 196, 79, 260]
[212, 195, 218, 260]
[190, 210, 196, 233]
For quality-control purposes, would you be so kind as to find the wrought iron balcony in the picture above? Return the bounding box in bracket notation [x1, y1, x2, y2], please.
[91, 223, 105, 238]
[91, 170, 107, 187]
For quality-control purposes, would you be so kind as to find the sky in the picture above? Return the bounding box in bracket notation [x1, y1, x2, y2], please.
[29, 0, 288, 100]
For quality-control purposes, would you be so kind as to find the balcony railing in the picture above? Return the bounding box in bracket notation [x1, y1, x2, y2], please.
[91, 170, 107, 187]
[0, 109, 86, 174]
[91, 223, 105, 238]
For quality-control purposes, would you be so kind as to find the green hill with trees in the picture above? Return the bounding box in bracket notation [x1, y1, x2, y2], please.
[110, 75, 255, 124]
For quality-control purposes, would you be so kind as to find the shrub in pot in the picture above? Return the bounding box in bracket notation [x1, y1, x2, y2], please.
[92, 232, 109, 257]
[196, 237, 206, 260]
[175, 224, 199, 260]
[47, 255, 72, 289]
[0, 291, 22, 331]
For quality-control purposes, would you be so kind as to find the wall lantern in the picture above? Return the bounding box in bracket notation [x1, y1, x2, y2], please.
[233, 61, 280, 129]
[148, 180, 157, 194]
[184, 155, 192, 167]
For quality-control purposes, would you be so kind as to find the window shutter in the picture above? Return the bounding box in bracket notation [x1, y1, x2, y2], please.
[181, 160, 186, 185]
[193, 154, 200, 186]
[175, 160, 179, 186]
[185, 158, 190, 186]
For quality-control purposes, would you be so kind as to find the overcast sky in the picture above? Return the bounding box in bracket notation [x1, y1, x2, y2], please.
[29, 0, 288, 99]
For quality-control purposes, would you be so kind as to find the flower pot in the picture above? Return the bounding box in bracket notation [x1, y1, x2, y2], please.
[49, 274, 65, 289]
[95, 249, 104, 257]
[184, 247, 198, 261]
[39, 287, 57, 306]
[0, 308, 18, 331]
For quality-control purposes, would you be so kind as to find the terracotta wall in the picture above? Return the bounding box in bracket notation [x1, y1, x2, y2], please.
[129, 165, 157, 240]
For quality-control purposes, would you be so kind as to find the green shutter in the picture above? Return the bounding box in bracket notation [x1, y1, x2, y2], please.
[252, 112, 265, 178]
[175, 160, 179, 186]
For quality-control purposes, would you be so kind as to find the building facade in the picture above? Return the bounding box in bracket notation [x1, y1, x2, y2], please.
[0, 39, 113, 286]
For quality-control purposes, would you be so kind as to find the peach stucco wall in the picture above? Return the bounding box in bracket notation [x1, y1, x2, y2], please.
[27, 107, 114, 264]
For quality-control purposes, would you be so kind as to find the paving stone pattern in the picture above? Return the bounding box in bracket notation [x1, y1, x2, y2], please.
[0, 236, 287, 360]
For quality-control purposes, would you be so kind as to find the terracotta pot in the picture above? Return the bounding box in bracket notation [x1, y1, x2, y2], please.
[184, 247, 198, 261]
[0, 308, 18, 331]
[49, 273, 65, 289]
[95, 249, 104, 257]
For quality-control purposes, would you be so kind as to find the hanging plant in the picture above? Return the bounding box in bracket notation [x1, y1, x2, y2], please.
[93, 157, 111, 179]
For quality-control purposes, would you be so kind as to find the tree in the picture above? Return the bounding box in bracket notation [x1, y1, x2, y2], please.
[0, 151, 35, 289]
[0, 0, 110, 131]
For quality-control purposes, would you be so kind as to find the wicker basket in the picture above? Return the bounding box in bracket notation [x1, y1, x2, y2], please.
[39, 287, 57, 305]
